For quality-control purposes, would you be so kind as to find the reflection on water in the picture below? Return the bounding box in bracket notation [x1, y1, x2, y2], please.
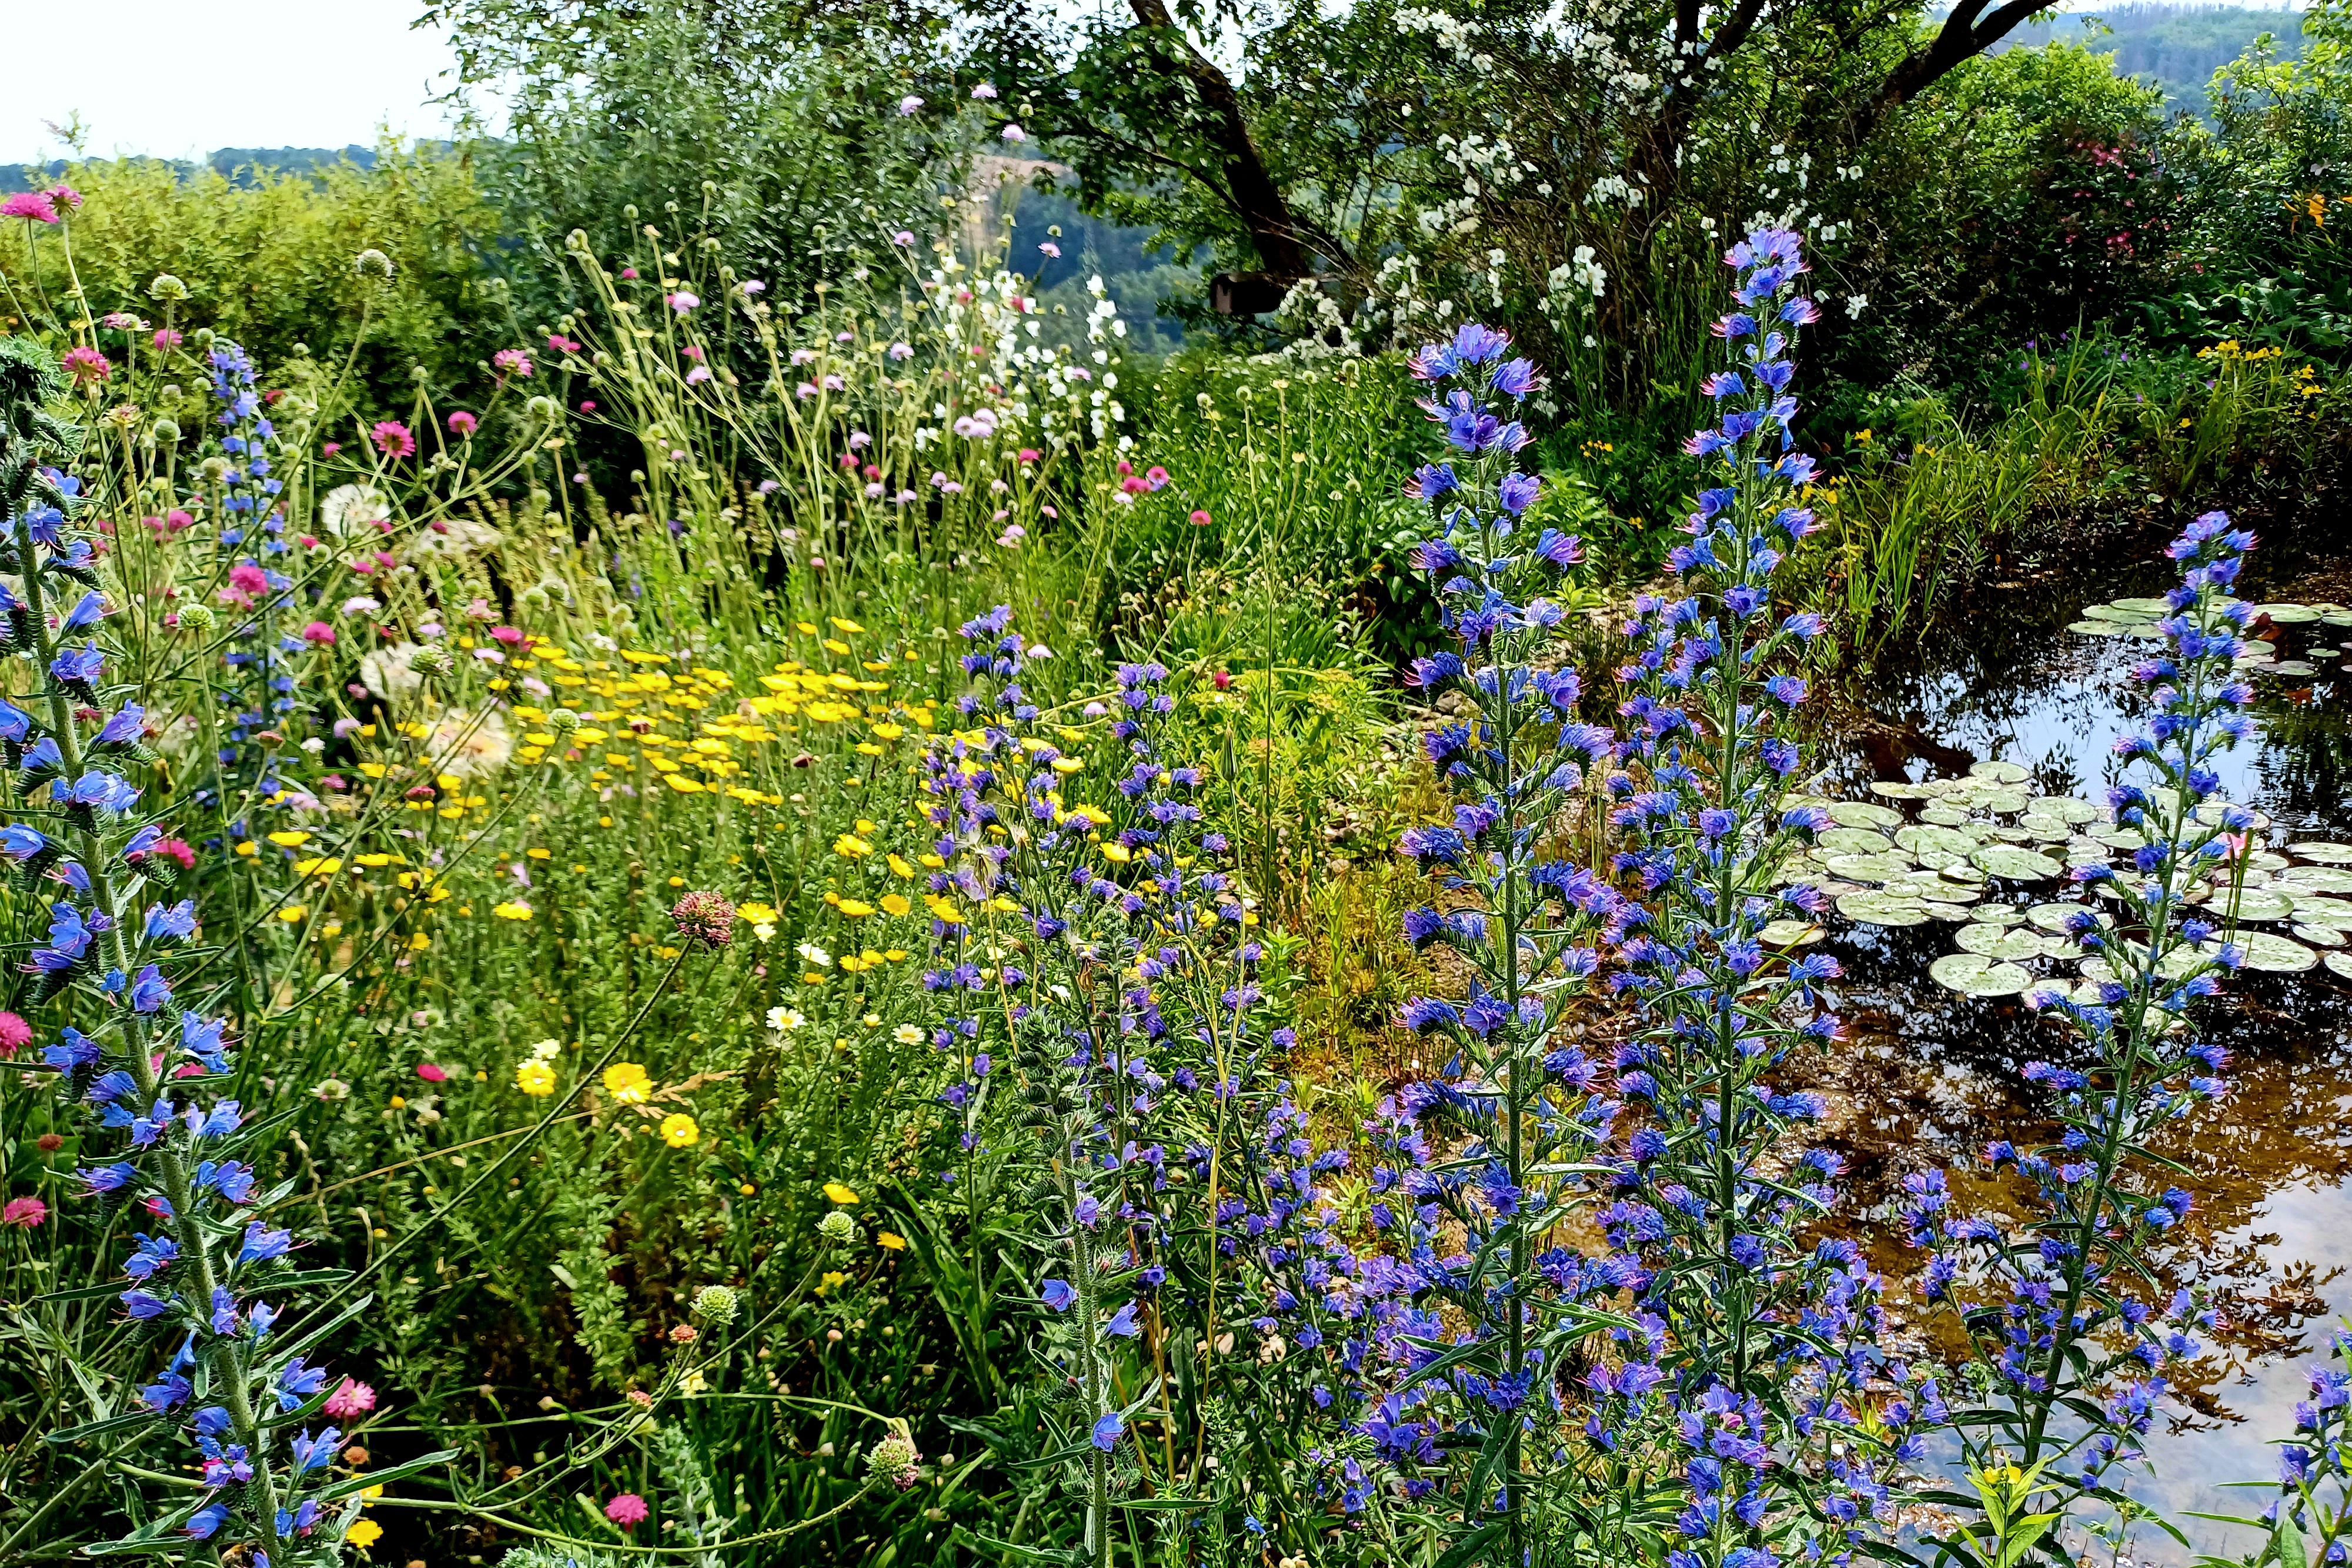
[1811, 518, 2352, 1556]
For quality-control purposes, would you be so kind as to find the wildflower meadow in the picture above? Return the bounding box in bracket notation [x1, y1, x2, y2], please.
[8, 9, 2352, 1567]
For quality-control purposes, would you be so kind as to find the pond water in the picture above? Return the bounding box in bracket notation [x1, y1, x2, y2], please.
[1808, 514, 2352, 1559]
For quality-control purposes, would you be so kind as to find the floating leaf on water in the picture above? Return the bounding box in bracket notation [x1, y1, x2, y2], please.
[2067, 620, 2126, 636]
[2283, 865, 2352, 894]
[2192, 888, 2296, 922]
[1868, 780, 1926, 800]
[2028, 902, 2111, 933]
[2234, 932, 2317, 972]
[1826, 851, 1916, 883]
[2256, 603, 2321, 624]
[1983, 825, 2037, 845]
[2294, 924, 2345, 948]
[1969, 904, 2028, 926]
[2017, 817, 2072, 842]
[2311, 647, 2341, 659]
[1930, 953, 2035, 997]
[1971, 788, 2032, 815]
[2080, 603, 2152, 623]
[2327, 951, 2352, 981]
[1921, 805, 1970, 827]
[1968, 760, 2031, 784]
[1837, 891, 1932, 926]
[1973, 845, 2064, 880]
[2090, 827, 2147, 850]
[2194, 800, 2271, 830]
[1759, 919, 1823, 946]
[2081, 948, 2204, 983]
[1826, 800, 1904, 830]
[2324, 610, 2352, 628]
[1895, 824, 1983, 855]
[2266, 660, 2318, 676]
[2112, 596, 2172, 614]
[2040, 796, 2102, 824]
[1925, 902, 1975, 921]
[2287, 895, 2352, 927]
[1955, 924, 2050, 961]
[2291, 842, 2352, 864]
[1817, 827, 1896, 854]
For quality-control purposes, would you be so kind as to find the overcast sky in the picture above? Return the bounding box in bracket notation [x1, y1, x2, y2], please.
[10, 0, 472, 165]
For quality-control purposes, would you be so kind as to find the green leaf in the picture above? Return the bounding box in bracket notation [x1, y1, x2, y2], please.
[1434, 1522, 1506, 1568]
[1108, 1495, 1212, 1512]
[35, 1281, 137, 1305]
[2276, 1513, 2310, 1568]
[318, 1449, 457, 1500]
[45, 1410, 158, 1445]
[266, 1295, 375, 1368]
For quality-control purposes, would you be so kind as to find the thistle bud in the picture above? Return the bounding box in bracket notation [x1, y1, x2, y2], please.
[817, 1209, 858, 1245]
[148, 273, 189, 302]
[355, 249, 395, 281]
[864, 1432, 921, 1492]
[409, 643, 454, 678]
[178, 603, 216, 633]
[689, 1284, 740, 1326]
[544, 708, 581, 735]
[151, 417, 180, 443]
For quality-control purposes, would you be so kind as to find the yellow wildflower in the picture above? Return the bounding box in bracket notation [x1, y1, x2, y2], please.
[516, 1060, 556, 1096]
[603, 1062, 652, 1104]
[492, 901, 533, 921]
[660, 1112, 700, 1148]
[823, 1181, 860, 1205]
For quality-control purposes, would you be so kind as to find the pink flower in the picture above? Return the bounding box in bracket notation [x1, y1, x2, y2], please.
[490, 625, 526, 646]
[102, 311, 141, 330]
[1144, 466, 1170, 490]
[1001, 124, 1026, 143]
[447, 410, 479, 436]
[1190, 509, 1212, 526]
[493, 348, 534, 379]
[685, 365, 711, 385]
[900, 94, 924, 115]
[666, 291, 699, 313]
[0, 1012, 31, 1058]
[416, 1063, 449, 1082]
[892, 230, 915, 246]
[579, 400, 597, 414]
[1039, 242, 1061, 258]
[300, 621, 336, 646]
[44, 184, 82, 211]
[62, 347, 110, 386]
[323, 1378, 377, 1418]
[2, 1196, 46, 1228]
[605, 1493, 650, 1527]
[620, 267, 640, 280]
[547, 333, 582, 354]
[229, 563, 269, 597]
[153, 328, 183, 351]
[2, 192, 58, 224]
[371, 422, 416, 459]
[322, 442, 342, 457]
[130, 838, 196, 871]
[971, 81, 999, 99]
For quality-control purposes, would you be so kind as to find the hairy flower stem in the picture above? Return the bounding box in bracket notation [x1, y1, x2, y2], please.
[6, 498, 293, 1539]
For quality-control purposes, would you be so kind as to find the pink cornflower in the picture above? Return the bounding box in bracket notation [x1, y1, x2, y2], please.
[490, 625, 525, 646]
[493, 348, 533, 379]
[547, 333, 582, 354]
[323, 1378, 377, 1418]
[0, 1011, 30, 1058]
[228, 563, 269, 597]
[371, 422, 415, 459]
[2, 1196, 45, 1228]
[619, 267, 639, 280]
[605, 1493, 650, 1527]
[447, 410, 478, 436]
[2, 192, 58, 224]
[153, 328, 183, 351]
[416, 1063, 448, 1082]
[44, 184, 82, 211]
[300, 621, 336, 646]
[322, 442, 342, 456]
[62, 347, 109, 386]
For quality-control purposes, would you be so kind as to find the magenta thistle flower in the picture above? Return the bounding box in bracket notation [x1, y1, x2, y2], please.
[605, 1492, 650, 1527]
[370, 422, 416, 459]
[1, 192, 58, 224]
[323, 1377, 376, 1417]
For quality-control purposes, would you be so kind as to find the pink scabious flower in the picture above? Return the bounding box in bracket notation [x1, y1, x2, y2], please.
[300, 621, 336, 646]
[547, 333, 582, 354]
[62, 347, 111, 386]
[153, 328, 183, 351]
[323, 1378, 377, 1418]
[493, 347, 533, 379]
[671, 890, 736, 950]
[0, 1011, 31, 1057]
[101, 311, 141, 330]
[43, 183, 82, 211]
[2, 192, 58, 224]
[891, 230, 915, 246]
[371, 422, 416, 459]
[605, 1493, 650, 1527]
[229, 563, 270, 597]
[684, 365, 711, 385]
[490, 625, 526, 646]
[447, 410, 479, 436]
[416, 1063, 449, 1082]
[619, 266, 640, 280]
[2, 1195, 46, 1228]
[666, 290, 699, 313]
[899, 94, 924, 115]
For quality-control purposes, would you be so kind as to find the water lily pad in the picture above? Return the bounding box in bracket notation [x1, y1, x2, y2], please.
[2327, 951, 2352, 981]
[2266, 660, 2318, 677]
[2257, 602, 2321, 624]
[1827, 800, 1903, 830]
[1896, 823, 1982, 855]
[1969, 759, 2032, 784]
[2069, 620, 2127, 636]
[1912, 847, 1970, 872]
[2090, 827, 2147, 850]
[2235, 932, 2317, 972]
[2287, 896, 2352, 927]
[1984, 825, 2037, 844]
[1955, 923, 2051, 961]
[1930, 953, 2035, 997]
[2294, 924, 2344, 948]
[1868, 780, 1926, 800]
[2082, 601, 2154, 623]
[1759, 919, 1822, 946]
[2291, 842, 2352, 863]
[1925, 902, 1976, 921]
[2283, 865, 2352, 894]
[1974, 845, 2064, 880]
[1970, 788, 2032, 815]
[1818, 827, 1895, 854]
[2017, 816, 2072, 842]
[2195, 801, 2271, 830]
[1838, 891, 1932, 926]
[2040, 796, 2102, 824]
[2211, 889, 2296, 922]
[1969, 904, 2028, 925]
[2028, 902, 2111, 933]
[1921, 805, 1971, 827]
[2112, 596, 2173, 614]
[1827, 851, 1916, 883]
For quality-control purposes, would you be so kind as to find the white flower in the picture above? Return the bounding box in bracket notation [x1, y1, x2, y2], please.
[425, 708, 514, 780]
[894, 1024, 924, 1045]
[357, 641, 426, 705]
[300, 737, 325, 754]
[530, 1038, 564, 1059]
[753, 921, 776, 944]
[319, 483, 389, 538]
[1846, 293, 1869, 318]
[796, 943, 831, 968]
[767, 1007, 806, 1031]
[342, 594, 383, 618]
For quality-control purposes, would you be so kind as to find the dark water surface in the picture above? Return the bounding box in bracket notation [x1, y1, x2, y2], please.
[1810, 518, 2352, 1557]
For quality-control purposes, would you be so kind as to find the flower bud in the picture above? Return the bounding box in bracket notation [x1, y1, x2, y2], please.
[151, 417, 179, 443]
[817, 1209, 858, 1245]
[355, 249, 395, 280]
[865, 1432, 921, 1492]
[544, 708, 582, 735]
[178, 603, 217, 632]
[689, 1284, 740, 1326]
[409, 643, 455, 678]
[148, 273, 189, 302]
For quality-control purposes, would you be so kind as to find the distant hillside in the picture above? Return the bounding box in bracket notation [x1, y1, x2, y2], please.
[4, 146, 389, 192]
[1989, 3, 2307, 116]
